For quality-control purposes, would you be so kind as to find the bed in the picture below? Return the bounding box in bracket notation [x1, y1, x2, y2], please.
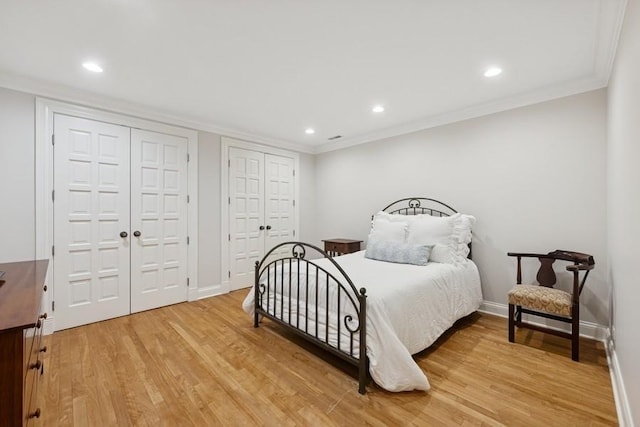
[242, 197, 483, 394]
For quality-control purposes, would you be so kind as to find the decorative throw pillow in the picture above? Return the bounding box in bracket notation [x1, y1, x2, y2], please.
[365, 239, 433, 266]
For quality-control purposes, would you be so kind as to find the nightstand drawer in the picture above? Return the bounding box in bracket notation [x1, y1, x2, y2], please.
[322, 239, 363, 257]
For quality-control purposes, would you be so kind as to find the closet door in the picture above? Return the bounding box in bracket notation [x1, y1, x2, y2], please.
[130, 129, 189, 313]
[264, 154, 295, 256]
[229, 147, 265, 290]
[53, 114, 131, 330]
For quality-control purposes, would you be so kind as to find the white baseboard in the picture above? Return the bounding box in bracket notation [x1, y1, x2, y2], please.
[605, 336, 635, 427]
[478, 300, 608, 342]
[188, 283, 228, 301]
[481, 300, 634, 426]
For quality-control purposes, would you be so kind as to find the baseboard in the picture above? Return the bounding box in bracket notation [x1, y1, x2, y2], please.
[605, 335, 636, 427]
[478, 300, 608, 342]
[188, 283, 227, 301]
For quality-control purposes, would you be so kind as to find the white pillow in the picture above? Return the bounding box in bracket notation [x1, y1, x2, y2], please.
[369, 218, 407, 243]
[407, 213, 476, 263]
[452, 214, 475, 258]
[407, 214, 458, 263]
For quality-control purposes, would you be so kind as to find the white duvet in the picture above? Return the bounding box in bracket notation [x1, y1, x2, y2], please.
[242, 250, 482, 392]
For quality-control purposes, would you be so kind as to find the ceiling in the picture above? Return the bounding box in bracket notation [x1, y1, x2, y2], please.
[0, 0, 627, 153]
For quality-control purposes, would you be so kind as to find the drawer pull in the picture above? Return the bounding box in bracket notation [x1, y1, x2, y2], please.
[29, 408, 41, 419]
[40, 312, 48, 320]
[30, 360, 42, 370]
[40, 346, 48, 353]
[43, 285, 47, 292]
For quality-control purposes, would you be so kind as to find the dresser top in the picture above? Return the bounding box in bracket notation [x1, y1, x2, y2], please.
[0, 260, 49, 332]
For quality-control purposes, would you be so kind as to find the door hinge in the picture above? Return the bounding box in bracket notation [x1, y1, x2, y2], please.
[187, 277, 190, 286]
[187, 153, 190, 162]
[187, 194, 190, 203]
[293, 169, 295, 177]
[228, 234, 231, 241]
[228, 196, 231, 205]
[293, 200, 296, 207]
[51, 134, 55, 145]
[293, 230, 296, 237]
[52, 190, 55, 202]
[51, 245, 55, 257]
[228, 159, 231, 167]
[52, 301, 55, 312]
[228, 271, 231, 279]
[187, 236, 190, 245]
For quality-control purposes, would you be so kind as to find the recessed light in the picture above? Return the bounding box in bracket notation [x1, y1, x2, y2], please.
[305, 128, 315, 135]
[484, 67, 502, 78]
[82, 62, 103, 73]
[372, 105, 385, 113]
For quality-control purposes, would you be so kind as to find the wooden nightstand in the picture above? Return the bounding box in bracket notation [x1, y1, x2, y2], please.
[322, 239, 363, 257]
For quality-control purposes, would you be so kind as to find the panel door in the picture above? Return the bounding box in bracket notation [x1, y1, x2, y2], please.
[229, 147, 264, 290]
[264, 154, 295, 257]
[53, 114, 131, 330]
[130, 129, 189, 313]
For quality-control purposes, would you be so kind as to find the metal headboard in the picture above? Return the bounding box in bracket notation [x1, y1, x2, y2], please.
[380, 197, 458, 217]
[378, 197, 472, 259]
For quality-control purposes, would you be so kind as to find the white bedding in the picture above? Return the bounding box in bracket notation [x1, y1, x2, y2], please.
[242, 250, 482, 392]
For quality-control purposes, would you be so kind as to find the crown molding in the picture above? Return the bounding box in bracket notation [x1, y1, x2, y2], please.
[0, 70, 314, 154]
[597, 0, 629, 85]
[315, 76, 607, 154]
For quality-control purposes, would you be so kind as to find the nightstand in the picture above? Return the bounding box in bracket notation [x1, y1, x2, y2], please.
[322, 239, 363, 257]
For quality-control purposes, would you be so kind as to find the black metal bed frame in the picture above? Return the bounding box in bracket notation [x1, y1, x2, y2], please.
[253, 197, 459, 394]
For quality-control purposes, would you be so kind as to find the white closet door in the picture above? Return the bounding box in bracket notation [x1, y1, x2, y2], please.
[264, 154, 295, 257]
[53, 114, 131, 330]
[229, 147, 264, 290]
[130, 129, 189, 313]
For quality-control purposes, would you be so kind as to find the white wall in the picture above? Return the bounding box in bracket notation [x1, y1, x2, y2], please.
[0, 87, 35, 263]
[607, 0, 640, 423]
[315, 89, 608, 326]
[298, 152, 317, 243]
[198, 131, 222, 290]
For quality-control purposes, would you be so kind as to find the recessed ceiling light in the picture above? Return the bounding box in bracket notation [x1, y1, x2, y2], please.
[305, 128, 315, 135]
[484, 67, 502, 78]
[372, 105, 385, 113]
[82, 62, 103, 73]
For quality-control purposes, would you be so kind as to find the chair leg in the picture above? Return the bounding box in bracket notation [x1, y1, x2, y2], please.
[572, 304, 580, 361]
[508, 304, 515, 342]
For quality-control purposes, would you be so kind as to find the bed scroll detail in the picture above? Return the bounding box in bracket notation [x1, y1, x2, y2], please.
[253, 242, 369, 394]
[380, 197, 458, 217]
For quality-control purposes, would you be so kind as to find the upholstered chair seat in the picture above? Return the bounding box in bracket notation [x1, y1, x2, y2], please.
[507, 284, 572, 317]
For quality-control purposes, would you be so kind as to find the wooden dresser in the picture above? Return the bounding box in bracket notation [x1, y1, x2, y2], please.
[0, 260, 49, 427]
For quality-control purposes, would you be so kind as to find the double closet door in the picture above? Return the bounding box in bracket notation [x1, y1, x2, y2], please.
[53, 114, 189, 330]
[228, 147, 295, 290]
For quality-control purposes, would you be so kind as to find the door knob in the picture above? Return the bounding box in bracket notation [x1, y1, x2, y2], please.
[120, 231, 128, 238]
[266, 225, 272, 230]
[259, 225, 265, 230]
[133, 230, 141, 237]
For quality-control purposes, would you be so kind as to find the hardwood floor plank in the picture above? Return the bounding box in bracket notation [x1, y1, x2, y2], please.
[37, 290, 617, 426]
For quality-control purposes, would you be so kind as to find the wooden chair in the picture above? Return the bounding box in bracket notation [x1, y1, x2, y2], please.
[507, 250, 595, 361]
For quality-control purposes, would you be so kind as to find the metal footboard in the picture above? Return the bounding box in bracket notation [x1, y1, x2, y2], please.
[253, 242, 368, 394]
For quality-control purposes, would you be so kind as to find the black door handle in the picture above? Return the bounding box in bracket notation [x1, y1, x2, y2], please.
[120, 231, 128, 238]
[266, 225, 272, 230]
[259, 225, 265, 230]
[133, 230, 141, 237]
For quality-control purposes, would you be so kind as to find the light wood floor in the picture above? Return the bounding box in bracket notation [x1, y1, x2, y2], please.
[38, 291, 617, 426]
